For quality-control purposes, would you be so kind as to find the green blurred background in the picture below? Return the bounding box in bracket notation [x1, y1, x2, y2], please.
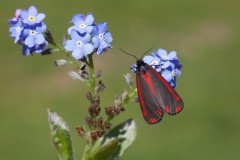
[1, 0, 240, 159]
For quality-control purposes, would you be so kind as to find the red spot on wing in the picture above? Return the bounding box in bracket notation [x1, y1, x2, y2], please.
[165, 105, 170, 113]
[136, 74, 147, 117]
[156, 108, 163, 116]
[176, 105, 183, 113]
[149, 118, 157, 124]
[175, 96, 181, 101]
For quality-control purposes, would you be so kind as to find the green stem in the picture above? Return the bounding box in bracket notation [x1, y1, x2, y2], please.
[82, 53, 97, 159]
[82, 143, 91, 160]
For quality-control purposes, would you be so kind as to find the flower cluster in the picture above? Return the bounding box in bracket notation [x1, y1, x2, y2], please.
[64, 13, 113, 60]
[8, 6, 47, 55]
[132, 48, 182, 88]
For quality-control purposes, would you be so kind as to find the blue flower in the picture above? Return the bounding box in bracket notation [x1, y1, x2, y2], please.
[20, 6, 46, 25]
[9, 20, 24, 43]
[8, 6, 47, 55]
[22, 42, 48, 56]
[22, 22, 47, 48]
[8, 9, 22, 25]
[131, 48, 182, 88]
[92, 22, 113, 54]
[161, 64, 181, 88]
[143, 55, 162, 72]
[64, 30, 94, 59]
[67, 13, 94, 34]
[153, 48, 177, 61]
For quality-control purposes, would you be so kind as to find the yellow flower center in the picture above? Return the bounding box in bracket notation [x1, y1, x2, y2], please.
[172, 70, 176, 77]
[28, 16, 35, 22]
[151, 60, 159, 66]
[162, 55, 168, 59]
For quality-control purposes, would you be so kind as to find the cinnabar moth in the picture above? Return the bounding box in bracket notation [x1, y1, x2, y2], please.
[121, 49, 184, 124]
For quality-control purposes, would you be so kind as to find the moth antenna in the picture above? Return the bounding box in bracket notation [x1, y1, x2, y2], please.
[140, 47, 153, 59]
[119, 48, 138, 60]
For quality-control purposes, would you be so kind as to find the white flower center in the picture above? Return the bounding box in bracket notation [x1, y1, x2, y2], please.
[29, 30, 36, 36]
[76, 41, 83, 47]
[79, 23, 86, 29]
[98, 33, 104, 39]
[15, 27, 21, 33]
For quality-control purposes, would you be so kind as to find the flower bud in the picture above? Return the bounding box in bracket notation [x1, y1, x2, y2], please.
[68, 71, 83, 80]
[54, 59, 67, 66]
[79, 70, 89, 79]
[97, 129, 105, 137]
[121, 90, 129, 101]
[85, 116, 92, 126]
[114, 95, 121, 107]
[91, 132, 98, 141]
[105, 106, 114, 117]
[95, 80, 105, 93]
[44, 30, 56, 45]
[104, 122, 111, 130]
[133, 96, 139, 102]
[95, 70, 101, 78]
[41, 48, 54, 55]
[97, 117, 103, 126]
[86, 92, 93, 101]
[76, 126, 88, 139]
[124, 73, 133, 86]
[93, 95, 100, 106]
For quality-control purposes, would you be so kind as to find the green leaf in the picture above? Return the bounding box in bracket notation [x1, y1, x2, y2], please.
[101, 119, 137, 160]
[89, 138, 118, 160]
[48, 109, 74, 160]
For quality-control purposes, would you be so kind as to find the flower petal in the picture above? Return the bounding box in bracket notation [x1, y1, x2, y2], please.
[80, 33, 91, 43]
[82, 43, 94, 55]
[168, 51, 177, 60]
[70, 30, 81, 41]
[104, 32, 113, 43]
[91, 26, 99, 36]
[35, 34, 45, 45]
[25, 36, 35, 47]
[85, 26, 93, 33]
[20, 10, 28, 20]
[64, 40, 75, 51]
[28, 6, 38, 16]
[36, 13, 46, 23]
[157, 48, 168, 59]
[71, 14, 84, 24]
[161, 61, 171, 69]
[98, 22, 108, 33]
[161, 70, 172, 82]
[72, 47, 83, 59]
[92, 36, 100, 48]
[143, 55, 154, 65]
[84, 13, 94, 25]
[67, 26, 78, 35]
[36, 22, 46, 33]
[175, 69, 181, 77]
